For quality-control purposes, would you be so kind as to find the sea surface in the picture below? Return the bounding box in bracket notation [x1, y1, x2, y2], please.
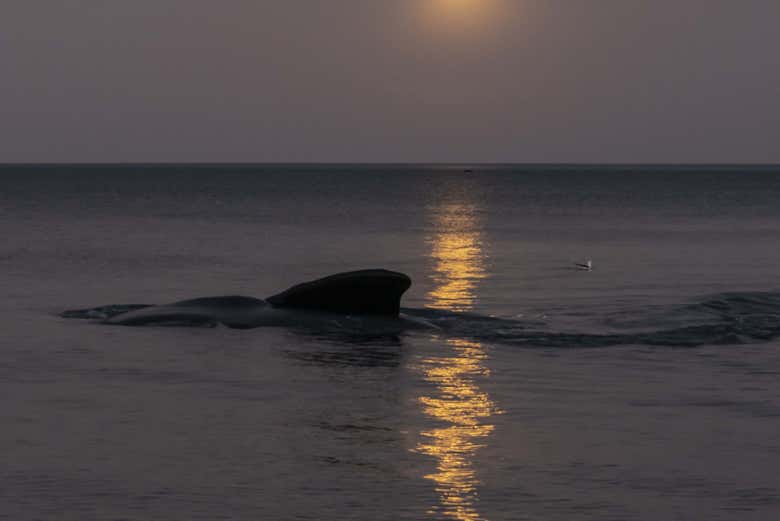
[2, 164, 780, 520]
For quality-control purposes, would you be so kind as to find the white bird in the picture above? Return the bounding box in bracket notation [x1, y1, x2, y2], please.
[575, 260, 593, 271]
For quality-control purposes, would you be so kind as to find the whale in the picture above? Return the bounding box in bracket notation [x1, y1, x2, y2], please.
[61, 269, 434, 332]
[62, 269, 780, 348]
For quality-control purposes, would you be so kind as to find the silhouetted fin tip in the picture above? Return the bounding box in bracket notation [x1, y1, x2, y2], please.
[267, 269, 412, 317]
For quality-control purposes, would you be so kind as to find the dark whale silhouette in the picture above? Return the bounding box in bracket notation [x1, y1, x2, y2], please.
[61, 269, 422, 330]
[61, 272, 780, 347]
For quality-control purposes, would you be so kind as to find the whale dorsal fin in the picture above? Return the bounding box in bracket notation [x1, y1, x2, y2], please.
[266, 269, 411, 316]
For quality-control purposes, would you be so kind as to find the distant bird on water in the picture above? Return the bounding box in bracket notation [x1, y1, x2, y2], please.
[575, 260, 593, 271]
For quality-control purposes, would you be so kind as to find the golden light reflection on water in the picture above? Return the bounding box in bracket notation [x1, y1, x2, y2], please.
[427, 203, 487, 312]
[415, 201, 500, 521]
[428, 231, 486, 312]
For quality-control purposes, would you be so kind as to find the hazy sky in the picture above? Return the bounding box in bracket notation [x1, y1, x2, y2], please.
[2, 1, 779, 163]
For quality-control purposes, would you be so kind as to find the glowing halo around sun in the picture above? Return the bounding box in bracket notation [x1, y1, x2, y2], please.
[416, 0, 504, 39]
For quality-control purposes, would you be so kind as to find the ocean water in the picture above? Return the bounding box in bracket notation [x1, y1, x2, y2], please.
[2, 164, 780, 520]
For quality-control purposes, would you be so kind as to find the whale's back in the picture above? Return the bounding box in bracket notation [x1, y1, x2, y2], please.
[267, 269, 411, 317]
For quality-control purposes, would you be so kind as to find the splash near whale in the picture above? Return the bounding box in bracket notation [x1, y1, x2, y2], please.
[62, 270, 416, 330]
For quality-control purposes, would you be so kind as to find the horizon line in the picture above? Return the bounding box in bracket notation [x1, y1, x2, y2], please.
[2, 161, 780, 168]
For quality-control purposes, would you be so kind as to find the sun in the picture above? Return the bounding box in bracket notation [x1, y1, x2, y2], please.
[435, 0, 485, 13]
[418, 0, 503, 38]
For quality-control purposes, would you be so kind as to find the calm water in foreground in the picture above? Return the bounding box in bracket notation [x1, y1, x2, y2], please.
[2, 165, 780, 520]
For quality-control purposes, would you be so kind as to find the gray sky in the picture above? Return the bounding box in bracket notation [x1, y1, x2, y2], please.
[2, 0, 779, 163]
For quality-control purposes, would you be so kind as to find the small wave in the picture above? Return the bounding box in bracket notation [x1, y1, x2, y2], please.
[405, 291, 780, 349]
[684, 292, 780, 318]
